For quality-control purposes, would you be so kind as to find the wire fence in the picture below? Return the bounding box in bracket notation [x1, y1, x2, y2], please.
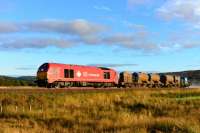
[0, 104, 45, 113]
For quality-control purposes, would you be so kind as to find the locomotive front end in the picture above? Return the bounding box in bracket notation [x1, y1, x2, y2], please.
[36, 63, 49, 87]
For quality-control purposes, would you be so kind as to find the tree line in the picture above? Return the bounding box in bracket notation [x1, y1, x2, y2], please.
[0, 76, 36, 86]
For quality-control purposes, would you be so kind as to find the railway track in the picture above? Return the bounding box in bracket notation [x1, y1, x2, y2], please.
[0, 86, 194, 94]
[0, 86, 125, 93]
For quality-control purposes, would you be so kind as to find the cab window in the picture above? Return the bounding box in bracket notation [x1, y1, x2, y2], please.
[104, 72, 110, 79]
[64, 69, 74, 78]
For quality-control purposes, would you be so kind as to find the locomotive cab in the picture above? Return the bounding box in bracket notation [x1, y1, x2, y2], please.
[37, 63, 49, 87]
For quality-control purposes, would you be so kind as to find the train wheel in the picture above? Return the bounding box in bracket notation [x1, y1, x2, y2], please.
[148, 84, 152, 88]
[69, 82, 73, 87]
[47, 84, 53, 88]
[124, 84, 129, 89]
[55, 82, 61, 89]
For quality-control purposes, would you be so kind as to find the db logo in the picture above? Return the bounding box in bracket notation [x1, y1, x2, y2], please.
[76, 71, 82, 77]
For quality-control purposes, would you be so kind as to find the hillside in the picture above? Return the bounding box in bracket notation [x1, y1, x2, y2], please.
[16, 76, 36, 82]
[0, 75, 36, 86]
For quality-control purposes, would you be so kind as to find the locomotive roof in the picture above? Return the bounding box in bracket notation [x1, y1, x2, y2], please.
[47, 63, 112, 70]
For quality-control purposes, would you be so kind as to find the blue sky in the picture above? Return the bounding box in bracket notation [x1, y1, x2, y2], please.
[0, 0, 200, 76]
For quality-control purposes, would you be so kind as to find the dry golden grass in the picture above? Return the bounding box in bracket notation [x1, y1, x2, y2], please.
[0, 88, 199, 133]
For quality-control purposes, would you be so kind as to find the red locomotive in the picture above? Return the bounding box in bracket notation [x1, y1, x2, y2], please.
[37, 63, 118, 88]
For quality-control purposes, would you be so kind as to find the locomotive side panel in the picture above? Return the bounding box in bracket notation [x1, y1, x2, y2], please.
[38, 63, 118, 87]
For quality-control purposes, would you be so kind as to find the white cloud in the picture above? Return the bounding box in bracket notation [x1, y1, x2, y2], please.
[128, 0, 150, 6]
[0, 38, 76, 49]
[157, 0, 200, 27]
[0, 32, 159, 52]
[94, 5, 112, 12]
[127, 0, 155, 9]
[0, 22, 19, 33]
[123, 21, 146, 30]
[0, 19, 161, 52]
[25, 19, 106, 36]
[102, 32, 160, 52]
[0, 19, 107, 36]
[159, 33, 200, 52]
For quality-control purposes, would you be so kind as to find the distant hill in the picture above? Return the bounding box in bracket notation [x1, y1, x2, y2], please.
[0, 75, 36, 86]
[16, 76, 36, 82]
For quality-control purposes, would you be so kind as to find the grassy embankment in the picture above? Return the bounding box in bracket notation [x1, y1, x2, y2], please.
[0, 88, 200, 133]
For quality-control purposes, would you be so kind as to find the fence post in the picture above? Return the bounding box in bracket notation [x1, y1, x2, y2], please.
[15, 106, 18, 112]
[40, 105, 43, 113]
[29, 105, 32, 111]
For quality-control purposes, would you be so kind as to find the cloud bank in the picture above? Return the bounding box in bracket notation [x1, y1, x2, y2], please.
[0, 22, 19, 33]
[0, 19, 160, 52]
[0, 19, 106, 36]
[0, 16, 199, 52]
[157, 0, 200, 28]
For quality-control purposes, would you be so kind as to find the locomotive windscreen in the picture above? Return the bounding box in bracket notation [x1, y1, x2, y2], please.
[38, 63, 49, 72]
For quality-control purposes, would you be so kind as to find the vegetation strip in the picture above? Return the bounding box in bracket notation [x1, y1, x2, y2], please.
[0, 88, 199, 132]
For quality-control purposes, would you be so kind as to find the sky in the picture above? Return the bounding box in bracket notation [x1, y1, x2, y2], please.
[0, 0, 200, 76]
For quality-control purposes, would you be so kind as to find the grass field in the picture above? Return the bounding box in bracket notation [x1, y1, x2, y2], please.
[0, 88, 199, 133]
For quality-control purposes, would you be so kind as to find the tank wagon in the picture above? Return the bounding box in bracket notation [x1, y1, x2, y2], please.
[36, 63, 190, 88]
[133, 72, 150, 87]
[119, 72, 132, 87]
[148, 73, 162, 87]
[174, 75, 181, 87]
[160, 75, 175, 87]
[37, 63, 118, 88]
